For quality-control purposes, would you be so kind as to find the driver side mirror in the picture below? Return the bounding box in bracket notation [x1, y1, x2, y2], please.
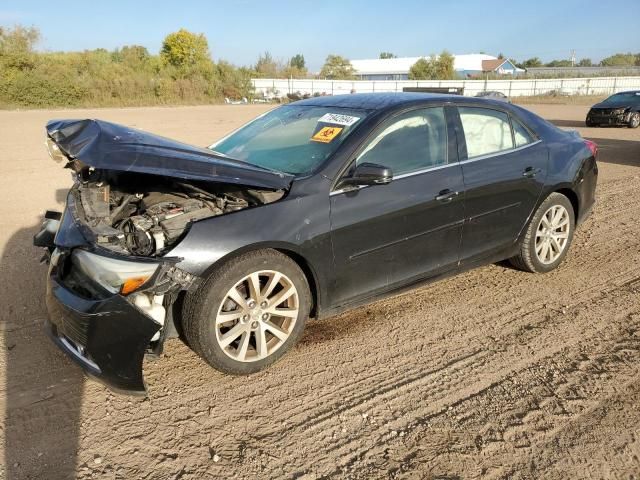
[341, 162, 393, 188]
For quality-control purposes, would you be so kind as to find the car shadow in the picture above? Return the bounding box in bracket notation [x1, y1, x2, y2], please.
[549, 119, 588, 128]
[585, 137, 640, 168]
[2, 221, 84, 479]
[299, 308, 380, 347]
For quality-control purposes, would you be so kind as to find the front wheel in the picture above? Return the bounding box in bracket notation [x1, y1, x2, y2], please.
[183, 249, 311, 375]
[628, 112, 640, 129]
[509, 193, 575, 273]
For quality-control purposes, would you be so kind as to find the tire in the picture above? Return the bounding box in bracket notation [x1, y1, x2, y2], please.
[183, 249, 311, 375]
[509, 193, 575, 273]
[628, 112, 640, 129]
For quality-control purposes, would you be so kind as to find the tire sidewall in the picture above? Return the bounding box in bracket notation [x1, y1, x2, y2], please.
[525, 194, 575, 273]
[191, 251, 310, 375]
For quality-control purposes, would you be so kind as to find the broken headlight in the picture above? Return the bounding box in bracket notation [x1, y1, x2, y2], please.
[71, 250, 160, 295]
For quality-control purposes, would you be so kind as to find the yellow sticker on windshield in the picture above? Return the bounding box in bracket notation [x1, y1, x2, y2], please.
[311, 126, 343, 143]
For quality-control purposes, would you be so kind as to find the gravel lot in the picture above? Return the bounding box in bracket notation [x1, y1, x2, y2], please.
[1, 103, 639, 479]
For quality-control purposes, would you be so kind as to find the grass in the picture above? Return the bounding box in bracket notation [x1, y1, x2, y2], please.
[512, 95, 607, 106]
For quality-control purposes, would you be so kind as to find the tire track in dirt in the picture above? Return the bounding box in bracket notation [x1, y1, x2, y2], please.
[382, 306, 640, 479]
[263, 276, 640, 478]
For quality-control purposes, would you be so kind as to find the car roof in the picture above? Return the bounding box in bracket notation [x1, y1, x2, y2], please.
[293, 92, 466, 110]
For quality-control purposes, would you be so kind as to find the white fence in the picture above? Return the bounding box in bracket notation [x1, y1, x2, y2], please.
[252, 76, 640, 99]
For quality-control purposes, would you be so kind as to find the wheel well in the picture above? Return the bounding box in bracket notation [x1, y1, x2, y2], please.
[193, 246, 320, 319]
[555, 188, 579, 222]
[275, 248, 319, 318]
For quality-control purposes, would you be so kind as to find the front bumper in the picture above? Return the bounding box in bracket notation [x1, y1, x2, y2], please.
[44, 249, 161, 395]
[587, 111, 630, 126]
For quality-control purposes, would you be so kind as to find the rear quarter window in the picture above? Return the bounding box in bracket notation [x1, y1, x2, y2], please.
[512, 118, 535, 147]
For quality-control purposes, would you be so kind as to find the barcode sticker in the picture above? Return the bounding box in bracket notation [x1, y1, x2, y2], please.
[318, 113, 360, 126]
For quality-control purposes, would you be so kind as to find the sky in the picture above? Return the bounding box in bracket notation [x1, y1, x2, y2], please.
[1, 0, 639, 71]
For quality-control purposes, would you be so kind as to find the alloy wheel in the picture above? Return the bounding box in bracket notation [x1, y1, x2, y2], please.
[535, 205, 570, 265]
[215, 270, 299, 362]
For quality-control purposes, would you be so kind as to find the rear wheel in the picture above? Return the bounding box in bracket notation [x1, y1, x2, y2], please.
[628, 112, 640, 129]
[183, 250, 311, 375]
[509, 193, 575, 273]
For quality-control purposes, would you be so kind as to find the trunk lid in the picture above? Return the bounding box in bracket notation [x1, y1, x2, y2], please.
[46, 119, 293, 190]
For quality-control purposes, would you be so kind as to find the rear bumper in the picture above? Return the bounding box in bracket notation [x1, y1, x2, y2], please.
[45, 251, 160, 395]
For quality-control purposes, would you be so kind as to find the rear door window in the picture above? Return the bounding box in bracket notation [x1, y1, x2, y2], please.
[458, 107, 514, 158]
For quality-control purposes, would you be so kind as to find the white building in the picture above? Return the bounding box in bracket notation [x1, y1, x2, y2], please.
[350, 54, 525, 80]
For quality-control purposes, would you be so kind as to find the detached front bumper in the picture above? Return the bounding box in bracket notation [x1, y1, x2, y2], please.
[44, 249, 161, 395]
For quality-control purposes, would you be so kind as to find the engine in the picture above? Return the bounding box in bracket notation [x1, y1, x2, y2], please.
[75, 172, 282, 257]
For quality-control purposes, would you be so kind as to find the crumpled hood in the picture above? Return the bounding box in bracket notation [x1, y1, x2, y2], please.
[46, 119, 293, 190]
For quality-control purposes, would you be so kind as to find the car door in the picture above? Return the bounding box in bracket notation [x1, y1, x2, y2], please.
[454, 106, 547, 262]
[328, 106, 465, 306]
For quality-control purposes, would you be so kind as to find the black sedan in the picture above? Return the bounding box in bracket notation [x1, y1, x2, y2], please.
[35, 93, 598, 394]
[586, 90, 640, 128]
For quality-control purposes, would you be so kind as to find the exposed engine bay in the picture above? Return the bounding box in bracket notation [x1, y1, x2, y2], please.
[74, 169, 284, 257]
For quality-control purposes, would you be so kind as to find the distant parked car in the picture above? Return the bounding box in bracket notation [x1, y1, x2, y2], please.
[475, 91, 509, 102]
[36, 93, 598, 394]
[586, 91, 640, 128]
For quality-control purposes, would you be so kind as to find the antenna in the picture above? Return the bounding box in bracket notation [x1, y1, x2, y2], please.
[570, 49, 576, 67]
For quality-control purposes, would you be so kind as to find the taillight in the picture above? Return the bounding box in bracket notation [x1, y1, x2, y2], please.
[584, 139, 598, 158]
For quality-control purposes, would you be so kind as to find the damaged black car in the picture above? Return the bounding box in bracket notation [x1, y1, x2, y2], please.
[36, 94, 598, 394]
[586, 90, 640, 128]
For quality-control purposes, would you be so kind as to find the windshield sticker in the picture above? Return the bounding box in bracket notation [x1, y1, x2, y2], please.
[318, 113, 360, 126]
[311, 126, 344, 143]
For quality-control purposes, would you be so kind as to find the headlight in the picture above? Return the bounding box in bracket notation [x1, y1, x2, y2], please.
[71, 250, 159, 295]
[45, 137, 68, 163]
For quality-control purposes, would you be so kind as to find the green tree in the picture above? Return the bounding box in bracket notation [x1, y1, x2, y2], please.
[284, 54, 307, 78]
[120, 45, 150, 64]
[0, 24, 40, 69]
[283, 66, 307, 79]
[522, 57, 542, 68]
[254, 51, 279, 77]
[578, 58, 593, 67]
[319, 54, 356, 79]
[216, 60, 254, 98]
[289, 53, 306, 70]
[409, 57, 436, 80]
[546, 59, 573, 67]
[435, 50, 455, 79]
[408, 51, 455, 80]
[160, 29, 211, 69]
[600, 52, 637, 66]
[379, 52, 397, 59]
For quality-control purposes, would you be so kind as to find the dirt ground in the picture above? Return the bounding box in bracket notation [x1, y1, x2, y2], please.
[1, 102, 639, 480]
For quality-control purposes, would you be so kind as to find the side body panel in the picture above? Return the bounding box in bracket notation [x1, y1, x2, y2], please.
[448, 105, 548, 263]
[328, 165, 465, 306]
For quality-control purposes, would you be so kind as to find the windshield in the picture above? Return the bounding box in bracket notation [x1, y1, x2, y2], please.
[210, 105, 368, 175]
[601, 92, 640, 106]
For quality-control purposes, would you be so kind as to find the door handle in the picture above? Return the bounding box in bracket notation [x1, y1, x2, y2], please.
[523, 166, 540, 178]
[435, 189, 459, 202]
